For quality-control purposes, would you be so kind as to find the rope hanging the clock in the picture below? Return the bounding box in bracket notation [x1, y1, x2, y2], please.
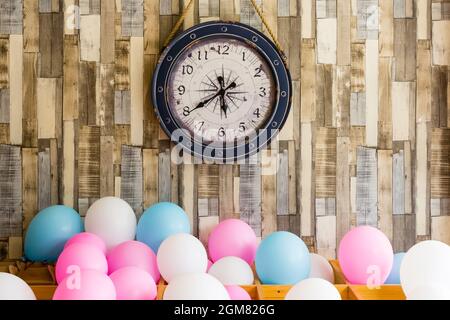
[162, 0, 287, 61]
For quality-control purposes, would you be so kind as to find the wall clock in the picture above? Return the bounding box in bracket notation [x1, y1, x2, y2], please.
[152, 21, 292, 162]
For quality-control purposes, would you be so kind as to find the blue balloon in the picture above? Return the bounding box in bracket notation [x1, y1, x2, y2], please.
[256, 231, 310, 285]
[385, 252, 405, 284]
[24, 205, 84, 262]
[137, 202, 191, 253]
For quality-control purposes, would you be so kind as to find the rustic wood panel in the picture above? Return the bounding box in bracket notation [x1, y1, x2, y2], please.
[0, 0, 449, 258]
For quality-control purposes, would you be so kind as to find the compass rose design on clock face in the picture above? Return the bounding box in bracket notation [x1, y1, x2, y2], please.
[153, 22, 291, 161]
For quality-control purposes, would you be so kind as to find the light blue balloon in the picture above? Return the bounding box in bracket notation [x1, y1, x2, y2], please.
[256, 231, 310, 285]
[385, 252, 405, 284]
[24, 205, 83, 262]
[137, 202, 191, 253]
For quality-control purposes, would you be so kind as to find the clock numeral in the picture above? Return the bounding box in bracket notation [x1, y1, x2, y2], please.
[197, 50, 208, 61]
[254, 65, 263, 78]
[195, 121, 204, 131]
[259, 87, 267, 97]
[183, 106, 191, 116]
[242, 52, 246, 61]
[253, 108, 261, 118]
[182, 65, 194, 75]
[239, 122, 246, 133]
[218, 127, 226, 137]
[213, 44, 230, 55]
[178, 85, 185, 95]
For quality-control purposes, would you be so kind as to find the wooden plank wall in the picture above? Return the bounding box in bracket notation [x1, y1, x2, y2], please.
[0, 0, 449, 260]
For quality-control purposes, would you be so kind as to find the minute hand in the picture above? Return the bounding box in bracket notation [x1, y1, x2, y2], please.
[189, 82, 236, 113]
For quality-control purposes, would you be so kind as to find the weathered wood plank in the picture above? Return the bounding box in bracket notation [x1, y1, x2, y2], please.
[62, 121, 75, 208]
[432, 66, 448, 128]
[301, 39, 316, 122]
[37, 78, 62, 140]
[219, 165, 237, 220]
[143, 148, 158, 208]
[416, 122, 431, 236]
[356, 0, 378, 40]
[80, 14, 101, 62]
[317, 18, 337, 64]
[0, 0, 23, 35]
[144, 0, 159, 54]
[336, 0, 350, 65]
[130, 36, 144, 146]
[101, 0, 116, 64]
[432, 21, 450, 66]
[417, 40, 432, 123]
[78, 61, 97, 126]
[115, 40, 130, 91]
[432, 216, 450, 245]
[100, 136, 114, 197]
[38, 147, 51, 210]
[9, 35, 22, 145]
[365, 39, 378, 147]
[417, 0, 431, 40]
[393, 150, 405, 215]
[277, 147, 289, 215]
[393, 214, 415, 252]
[158, 147, 171, 202]
[261, 150, 277, 236]
[240, 0, 262, 30]
[356, 146, 377, 227]
[315, 127, 336, 198]
[379, 0, 394, 57]
[301, 0, 315, 38]
[336, 136, 350, 246]
[392, 81, 415, 141]
[316, 215, 336, 259]
[351, 43, 365, 92]
[39, 13, 64, 77]
[122, 0, 144, 36]
[78, 125, 100, 199]
[0, 89, 9, 123]
[121, 145, 143, 216]
[393, 18, 417, 81]
[24, 0, 40, 52]
[431, 128, 450, 198]
[240, 158, 262, 237]
[300, 122, 314, 236]
[63, 35, 79, 121]
[22, 148, 38, 230]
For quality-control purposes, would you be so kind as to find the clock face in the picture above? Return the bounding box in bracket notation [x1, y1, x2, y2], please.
[167, 37, 276, 144]
[153, 22, 291, 161]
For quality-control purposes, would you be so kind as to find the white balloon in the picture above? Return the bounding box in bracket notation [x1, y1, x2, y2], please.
[208, 256, 254, 285]
[407, 284, 450, 300]
[285, 278, 341, 300]
[400, 240, 450, 298]
[157, 233, 208, 282]
[164, 273, 230, 300]
[0, 273, 36, 300]
[309, 253, 334, 283]
[85, 197, 137, 251]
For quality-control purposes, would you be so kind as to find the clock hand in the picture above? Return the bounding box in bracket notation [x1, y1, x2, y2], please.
[188, 81, 236, 113]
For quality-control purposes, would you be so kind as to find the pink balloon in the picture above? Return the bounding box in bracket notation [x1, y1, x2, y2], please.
[110, 267, 157, 300]
[64, 232, 107, 254]
[53, 269, 116, 300]
[55, 243, 108, 283]
[107, 240, 160, 282]
[208, 219, 258, 265]
[338, 226, 393, 285]
[226, 286, 251, 300]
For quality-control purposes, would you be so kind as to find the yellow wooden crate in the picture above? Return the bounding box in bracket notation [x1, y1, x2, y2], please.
[6, 260, 406, 301]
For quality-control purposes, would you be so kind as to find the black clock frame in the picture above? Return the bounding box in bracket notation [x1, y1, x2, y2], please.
[152, 21, 292, 162]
